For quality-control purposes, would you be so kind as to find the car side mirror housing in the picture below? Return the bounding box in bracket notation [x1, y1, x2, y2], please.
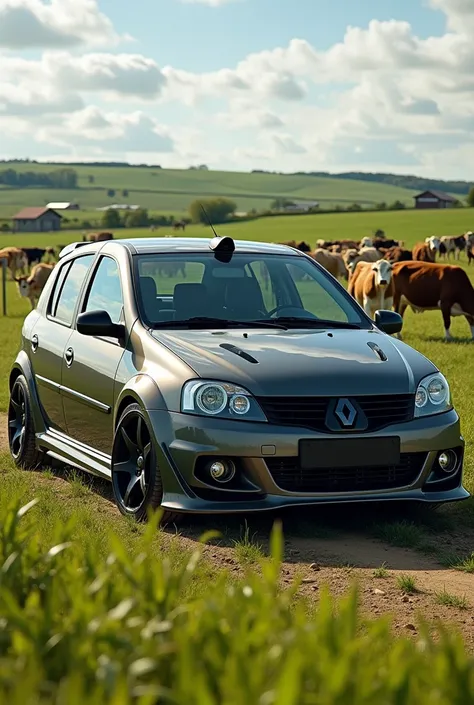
[77, 309, 125, 339]
[374, 309, 403, 335]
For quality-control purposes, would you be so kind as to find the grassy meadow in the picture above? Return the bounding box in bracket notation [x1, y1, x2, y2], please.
[0, 162, 433, 217]
[1, 206, 474, 697]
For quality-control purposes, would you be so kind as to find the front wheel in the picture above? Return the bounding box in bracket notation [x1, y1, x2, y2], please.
[8, 375, 42, 469]
[111, 403, 180, 524]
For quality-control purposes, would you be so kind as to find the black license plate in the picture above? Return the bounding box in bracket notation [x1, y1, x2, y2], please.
[299, 437, 400, 469]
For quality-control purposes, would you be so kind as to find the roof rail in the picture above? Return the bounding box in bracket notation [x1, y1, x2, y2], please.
[58, 241, 93, 259]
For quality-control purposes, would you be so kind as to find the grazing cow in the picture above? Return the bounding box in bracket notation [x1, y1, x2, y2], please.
[360, 236, 373, 248]
[280, 240, 311, 252]
[84, 231, 114, 242]
[467, 245, 474, 266]
[348, 259, 394, 318]
[0, 247, 28, 280]
[173, 220, 186, 231]
[344, 246, 383, 274]
[373, 238, 400, 250]
[15, 263, 55, 310]
[21, 247, 48, 267]
[413, 242, 436, 263]
[391, 261, 474, 340]
[312, 249, 348, 280]
[381, 246, 412, 263]
[439, 235, 466, 260]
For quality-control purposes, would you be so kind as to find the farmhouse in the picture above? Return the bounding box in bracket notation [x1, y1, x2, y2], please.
[46, 202, 80, 210]
[413, 190, 457, 209]
[282, 200, 319, 213]
[12, 207, 62, 233]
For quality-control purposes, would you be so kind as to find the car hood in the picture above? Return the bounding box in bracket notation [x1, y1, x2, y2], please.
[151, 328, 438, 397]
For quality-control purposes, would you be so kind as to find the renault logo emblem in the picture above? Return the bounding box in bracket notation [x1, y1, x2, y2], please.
[334, 398, 357, 427]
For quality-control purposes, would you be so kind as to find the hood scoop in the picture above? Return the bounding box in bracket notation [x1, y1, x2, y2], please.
[367, 341, 388, 361]
[219, 343, 259, 364]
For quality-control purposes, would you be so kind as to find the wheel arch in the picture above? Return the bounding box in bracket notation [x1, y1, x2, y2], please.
[9, 351, 47, 435]
[114, 374, 167, 428]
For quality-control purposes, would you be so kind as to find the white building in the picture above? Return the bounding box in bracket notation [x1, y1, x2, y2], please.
[46, 202, 80, 210]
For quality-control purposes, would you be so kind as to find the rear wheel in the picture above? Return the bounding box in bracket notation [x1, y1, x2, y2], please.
[111, 403, 180, 525]
[8, 375, 42, 469]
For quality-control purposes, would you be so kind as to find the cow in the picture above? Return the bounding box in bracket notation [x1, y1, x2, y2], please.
[381, 246, 412, 263]
[360, 236, 373, 248]
[315, 239, 359, 251]
[439, 235, 467, 260]
[173, 220, 186, 231]
[468, 245, 474, 266]
[312, 249, 348, 281]
[21, 247, 49, 267]
[280, 240, 311, 252]
[373, 238, 401, 250]
[391, 261, 474, 340]
[344, 246, 383, 275]
[465, 232, 474, 250]
[348, 259, 394, 319]
[15, 263, 55, 310]
[413, 242, 436, 263]
[425, 236, 441, 254]
[0, 247, 28, 280]
[83, 232, 114, 242]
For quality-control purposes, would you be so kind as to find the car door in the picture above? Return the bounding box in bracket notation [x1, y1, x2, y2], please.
[61, 255, 126, 455]
[29, 254, 95, 432]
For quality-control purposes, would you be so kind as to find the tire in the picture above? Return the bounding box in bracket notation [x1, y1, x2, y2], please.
[8, 375, 42, 469]
[111, 403, 181, 525]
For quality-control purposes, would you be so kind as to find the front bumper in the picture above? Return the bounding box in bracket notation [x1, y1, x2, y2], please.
[147, 408, 469, 513]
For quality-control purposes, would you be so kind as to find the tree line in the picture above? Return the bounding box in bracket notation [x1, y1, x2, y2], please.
[0, 168, 78, 189]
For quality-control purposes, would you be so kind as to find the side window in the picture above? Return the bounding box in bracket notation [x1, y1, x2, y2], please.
[49, 261, 72, 317]
[246, 261, 277, 312]
[54, 255, 95, 325]
[83, 256, 123, 325]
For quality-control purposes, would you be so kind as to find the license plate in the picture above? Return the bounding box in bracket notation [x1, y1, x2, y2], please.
[299, 437, 400, 469]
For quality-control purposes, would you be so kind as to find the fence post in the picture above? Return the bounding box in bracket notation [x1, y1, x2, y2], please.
[1, 258, 6, 316]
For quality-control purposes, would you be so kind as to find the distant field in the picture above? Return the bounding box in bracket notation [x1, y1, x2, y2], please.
[0, 162, 434, 216]
[1, 207, 472, 251]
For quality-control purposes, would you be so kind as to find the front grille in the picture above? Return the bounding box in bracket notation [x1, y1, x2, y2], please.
[266, 453, 427, 493]
[257, 394, 414, 433]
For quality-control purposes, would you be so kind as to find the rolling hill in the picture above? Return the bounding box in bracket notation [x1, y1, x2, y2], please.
[0, 162, 442, 218]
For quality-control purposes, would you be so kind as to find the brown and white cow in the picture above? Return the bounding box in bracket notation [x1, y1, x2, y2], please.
[413, 242, 436, 262]
[439, 235, 467, 260]
[381, 246, 412, 263]
[391, 261, 474, 340]
[344, 246, 383, 275]
[0, 247, 28, 280]
[84, 231, 114, 242]
[312, 248, 348, 280]
[15, 263, 55, 309]
[348, 259, 394, 319]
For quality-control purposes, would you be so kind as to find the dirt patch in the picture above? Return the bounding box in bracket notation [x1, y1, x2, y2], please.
[1, 412, 473, 649]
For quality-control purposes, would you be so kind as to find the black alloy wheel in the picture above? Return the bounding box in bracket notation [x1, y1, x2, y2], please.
[111, 403, 180, 524]
[8, 375, 41, 468]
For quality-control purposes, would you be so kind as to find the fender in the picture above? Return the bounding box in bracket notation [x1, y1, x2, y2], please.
[10, 350, 48, 435]
[113, 373, 167, 427]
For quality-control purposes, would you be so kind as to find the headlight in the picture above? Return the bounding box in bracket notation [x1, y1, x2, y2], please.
[414, 372, 452, 417]
[181, 380, 267, 421]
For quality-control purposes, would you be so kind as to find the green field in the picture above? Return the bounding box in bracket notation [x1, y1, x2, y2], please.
[0, 162, 438, 218]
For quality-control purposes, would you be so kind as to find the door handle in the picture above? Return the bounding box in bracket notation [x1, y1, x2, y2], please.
[64, 347, 74, 366]
[31, 334, 38, 352]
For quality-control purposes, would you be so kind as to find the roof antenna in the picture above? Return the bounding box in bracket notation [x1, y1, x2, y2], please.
[200, 203, 219, 238]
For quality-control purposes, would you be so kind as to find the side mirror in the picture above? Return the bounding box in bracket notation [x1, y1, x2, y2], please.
[374, 309, 403, 335]
[77, 309, 125, 339]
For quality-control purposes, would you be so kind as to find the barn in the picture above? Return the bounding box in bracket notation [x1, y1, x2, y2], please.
[413, 190, 457, 209]
[12, 207, 62, 233]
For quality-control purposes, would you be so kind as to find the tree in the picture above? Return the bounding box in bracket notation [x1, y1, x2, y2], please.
[107, 189, 116, 198]
[375, 202, 387, 210]
[467, 187, 474, 207]
[188, 197, 237, 224]
[101, 209, 122, 228]
[123, 208, 149, 228]
[122, 189, 129, 197]
[388, 200, 405, 210]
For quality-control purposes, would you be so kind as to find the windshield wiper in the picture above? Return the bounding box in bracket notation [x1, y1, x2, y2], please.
[260, 317, 361, 329]
[151, 316, 288, 330]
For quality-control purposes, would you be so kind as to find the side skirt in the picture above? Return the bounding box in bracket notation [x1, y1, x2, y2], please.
[36, 428, 112, 479]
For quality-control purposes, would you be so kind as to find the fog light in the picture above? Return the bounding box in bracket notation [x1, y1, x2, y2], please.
[208, 459, 236, 483]
[437, 450, 457, 473]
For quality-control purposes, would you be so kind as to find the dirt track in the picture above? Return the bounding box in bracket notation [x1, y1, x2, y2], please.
[1, 412, 473, 647]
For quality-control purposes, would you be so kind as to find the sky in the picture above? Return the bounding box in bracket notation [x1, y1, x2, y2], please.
[0, 0, 473, 179]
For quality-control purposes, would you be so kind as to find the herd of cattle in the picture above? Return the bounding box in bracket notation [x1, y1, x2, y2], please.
[282, 230, 474, 340]
[1, 229, 474, 340]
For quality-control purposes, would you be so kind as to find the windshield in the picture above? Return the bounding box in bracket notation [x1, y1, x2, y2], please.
[134, 252, 370, 329]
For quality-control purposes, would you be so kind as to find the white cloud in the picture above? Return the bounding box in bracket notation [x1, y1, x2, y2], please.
[0, 0, 123, 49]
[179, 0, 240, 5]
[2, 0, 474, 176]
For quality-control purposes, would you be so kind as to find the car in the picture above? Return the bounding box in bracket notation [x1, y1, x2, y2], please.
[7, 235, 469, 522]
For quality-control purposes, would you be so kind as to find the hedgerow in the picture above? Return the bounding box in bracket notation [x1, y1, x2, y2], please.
[0, 498, 472, 704]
